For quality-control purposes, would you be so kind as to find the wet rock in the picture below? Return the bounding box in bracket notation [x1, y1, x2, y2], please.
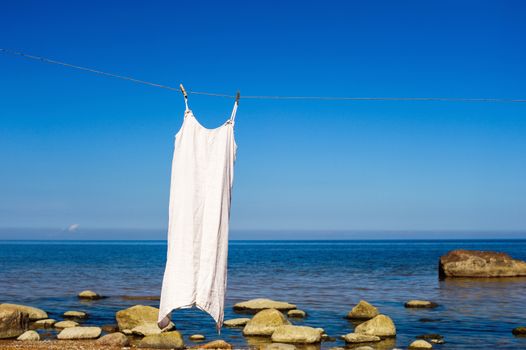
[243, 308, 290, 336]
[262, 343, 297, 350]
[346, 300, 379, 320]
[234, 298, 297, 313]
[224, 317, 251, 327]
[55, 320, 78, 328]
[96, 332, 130, 346]
[116, 304, 159, 330]
[57, 326, 102, 339]
[0, 304, 48, 321]
[190, 334, 205, 341]
[287, 309, 306, 318]
[17, 330, 40, 341]
[405, 300, 438, 308]
[354, 314, 396, 337]
[32, 319, 56, 328]
[409, 339, 433, 349]
[138, 331, 184, 349]
[418, 318, 440, 323]
[512, 326, 526, 335]
[0, 309, 29, 339]
[270, 325, 322, 344]
[198, 339, 232, 349]
[63, 310, 88, 319]
[78, 290, 103, 299]
[342, 333, 381, 343]
[439, 249, 526, 278]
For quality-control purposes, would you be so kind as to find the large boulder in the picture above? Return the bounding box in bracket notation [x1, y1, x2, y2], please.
[17, 330, 40, 341]
[0, 304, 47, 321]
[116, 305, 159, 330]
[138, 331, 184, 349]
[354, 314, 396, 337]
[439, 250, 526, 278]
[346, 300, 379, 320]
[57, 326, 102, 339]
[96, 332, 130, 346]
[0, 309, 29, 339]
[243, 308, 290, 336]
[234, 298, 296, 313]
[271, 325, 322, 344]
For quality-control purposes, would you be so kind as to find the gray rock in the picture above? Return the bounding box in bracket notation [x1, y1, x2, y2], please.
[17, 330, 40, 341]
[234, 298, 296, 313]
[354, 314, 396, 337]
[243, 308, 290, 336]
[439, 249, 526, 278]
[78, 290, 103, 299]
[405, 300, 438, 308]
[0, 309, 29, 339]
[346, 300, 379, 320]
[0, 304, 48, 321]
[96, 332, 130, 346]
[54, 320, 78, 328]
[57, 326, 102, 339]
[342, 333, 381, 343]
[138, 331, 184, 349]
[270, 325, 322, 344]
[409, 339, 433, 349]
[116, 304, 159, 330]
[224, 317, 251, 327]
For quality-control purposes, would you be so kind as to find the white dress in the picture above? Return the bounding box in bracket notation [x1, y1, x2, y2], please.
[158, 100, 238, 332]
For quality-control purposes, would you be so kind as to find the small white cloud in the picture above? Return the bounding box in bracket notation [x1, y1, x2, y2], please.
[67, 224, 80, 233]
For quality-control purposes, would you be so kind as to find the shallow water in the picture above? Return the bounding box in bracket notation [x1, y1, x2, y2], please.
[1, 239, 526, 349]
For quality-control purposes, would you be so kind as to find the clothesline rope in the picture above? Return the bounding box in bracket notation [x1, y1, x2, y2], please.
[2, 48, 526, 103]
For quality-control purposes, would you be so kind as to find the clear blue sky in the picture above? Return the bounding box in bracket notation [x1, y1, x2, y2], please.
[1, 0, 525, 239]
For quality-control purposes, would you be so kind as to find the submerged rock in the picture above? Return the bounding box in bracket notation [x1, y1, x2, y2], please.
[354, 314, 396, 337]
[439, 250, 526, 278]
[116, 304, 159, 330]
[198, 339, 232, 349]
[342, 333, 381, 343]
[405, 300, 438, 308]
[78, 290, 103, 299]
[346, 300, 379, 320]
[409, 339, 433, 349]
[512, 326, 526, 335]
[270, 325, 322, 344]
[57, 326, 102, 339]
[0, 304, 48, 321]
[17, 330, 40, 341]
[54, 320, 78, 328]
[96, 332, 130, 346]
[243, 308, 290, 336]
[416, 333, 444, 344]
[32, 319, 56, 328]
[138, 331, 184, 349]
[63, 310, 88, 318]
[224, 317, 251, 327]
[0, 309, 29, 339]
[234, 298, 297, 313]
[287, 309, 306, 318]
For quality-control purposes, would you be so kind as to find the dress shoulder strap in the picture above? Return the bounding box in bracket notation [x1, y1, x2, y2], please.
[229, 101, 238, 124]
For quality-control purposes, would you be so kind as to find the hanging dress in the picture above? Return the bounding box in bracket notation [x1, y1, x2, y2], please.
[158, 98, 238, 332]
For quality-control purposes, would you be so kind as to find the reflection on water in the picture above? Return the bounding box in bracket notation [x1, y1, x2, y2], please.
[0, 239, 526, 349]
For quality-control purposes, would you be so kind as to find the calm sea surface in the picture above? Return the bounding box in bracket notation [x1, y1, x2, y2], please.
[1, 240, 526, 349]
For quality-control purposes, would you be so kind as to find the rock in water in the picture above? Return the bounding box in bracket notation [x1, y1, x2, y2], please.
[116, 305, 159, 330]
[224, 317, 251, 327]
[416, 333, 444, 344]
[234, 298, 297, 313]
[189, 334, 205, 341]
[57, 326, 102, 339]
[287, 309, 306, 318]
[409, 339, 433, 349]
[262, 343, 297, 350]
[78, 290, 103, 299]
[54, 320, 78, 328]
[32, 319, 56, 328]
[17, 330, 40, 341]
[63, 310, 88, 319]
[354, 314, 396, 337]
[271, 325, 322, 344]
[138, 331, 184, 349]
[0, 309, 29, 339]
[242, 308, 290, 336]
[512, 327, 526, 335]
[405, 300, 438, 308]
[346, 300, 379, 320]
[132, 323, 164, 336]
[439, 250, 526, 278]
[0, 304, 48, 321]
[342, 333, 381, 343]
[96, 332, 130, 346]
[199, 339, 232, 349]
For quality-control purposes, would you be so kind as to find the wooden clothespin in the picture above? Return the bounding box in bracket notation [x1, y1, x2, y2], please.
[180, 84, 188, 99]
[236, 91, 240, 105]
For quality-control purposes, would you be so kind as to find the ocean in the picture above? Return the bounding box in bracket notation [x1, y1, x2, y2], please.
[1, 239, 526, 349]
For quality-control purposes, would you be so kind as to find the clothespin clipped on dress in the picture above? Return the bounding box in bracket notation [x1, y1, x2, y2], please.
[180, 84, 188, 99]
[236, 91, 240, 105]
